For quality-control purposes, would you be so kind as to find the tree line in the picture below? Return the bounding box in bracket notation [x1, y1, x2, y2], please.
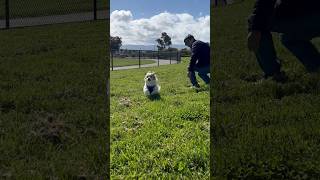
[110, 32, 191, 56]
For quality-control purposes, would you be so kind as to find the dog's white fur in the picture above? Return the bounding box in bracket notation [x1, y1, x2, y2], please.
[143, 71, 160, 96]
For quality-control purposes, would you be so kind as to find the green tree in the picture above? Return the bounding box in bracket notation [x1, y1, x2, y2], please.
[161, 32, 172, 48]
[156, 32, 172, 51]
[156, 38, 165, 51]
[180, 48, 191, 57]
[110, 36, 122, 53]
[166, 47, 178, 51]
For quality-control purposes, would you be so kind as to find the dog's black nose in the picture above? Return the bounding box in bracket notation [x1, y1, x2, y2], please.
[147, 78, 150, 81]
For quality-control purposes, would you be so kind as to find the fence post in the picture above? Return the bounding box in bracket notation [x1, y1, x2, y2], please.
[139, 50, 141, 68]
[169, 52, 171, 64]
[5, 0, 9, 29]
[157, 50, 160, 67]
[176, 51, 179, 64]
[93, 0, 97, 20]
[111, 52, 114, 71]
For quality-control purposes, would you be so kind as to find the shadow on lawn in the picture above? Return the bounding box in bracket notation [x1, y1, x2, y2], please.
[192, 85, 210, 93]
[242, 72, 320, 99]
[148, 94, 161, 101]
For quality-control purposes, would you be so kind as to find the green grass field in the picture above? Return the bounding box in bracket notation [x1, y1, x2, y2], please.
[0, 21, 108, 178]
[0, 0, 108, 19]
[110, 58, 210, 178]
[212, 0, 320, 178]
[111, 58, 155, 67]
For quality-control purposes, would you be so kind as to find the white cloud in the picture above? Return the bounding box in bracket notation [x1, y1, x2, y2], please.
[110, 10, 210, 45]
[110, 10, 133, 22]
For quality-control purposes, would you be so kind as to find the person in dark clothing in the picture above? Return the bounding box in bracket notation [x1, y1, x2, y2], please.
[184, 34, 210, 88]
[247, 0, 320, 82]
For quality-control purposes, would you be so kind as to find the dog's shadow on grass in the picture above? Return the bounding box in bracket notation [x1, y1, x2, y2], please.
[147, 94, 161, 101]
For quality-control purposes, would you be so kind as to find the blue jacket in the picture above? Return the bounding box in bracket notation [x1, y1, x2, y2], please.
[248, 0, 320, 32]
[188, 40, 210, 71]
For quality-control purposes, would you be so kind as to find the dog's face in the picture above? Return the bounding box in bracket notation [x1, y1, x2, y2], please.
[144, 72, 158, 86]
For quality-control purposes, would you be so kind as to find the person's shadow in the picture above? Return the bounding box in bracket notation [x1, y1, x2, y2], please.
[192, 85, 210, 93]
[147, 94, 161, 101]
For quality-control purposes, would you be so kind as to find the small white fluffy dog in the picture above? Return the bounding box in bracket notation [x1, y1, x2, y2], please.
[143, 71, 160, 96]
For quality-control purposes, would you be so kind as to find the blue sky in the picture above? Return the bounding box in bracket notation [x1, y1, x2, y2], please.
[111, 0, 210, 19]
[110, 0, 210, 45]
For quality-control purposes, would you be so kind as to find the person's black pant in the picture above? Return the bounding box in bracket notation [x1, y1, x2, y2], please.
[189, 66, 210, 86]
[255, 13, 320, 76]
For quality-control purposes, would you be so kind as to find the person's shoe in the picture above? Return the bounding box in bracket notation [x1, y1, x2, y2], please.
[307, 65, 320, 74]
[254, 71, 288, 84]
[190, 84, 201, 90]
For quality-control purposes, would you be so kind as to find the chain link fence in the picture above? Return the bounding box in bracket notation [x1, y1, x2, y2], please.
[213, 0, 244, 6]
[110, 49, 182, 71]
[0, 0, 108, 29]
[0, 0, 5, 28]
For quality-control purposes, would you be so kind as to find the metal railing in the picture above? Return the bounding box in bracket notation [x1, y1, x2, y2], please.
[213, 0, 244, 7]
[110, 49, 182, 71]
[1, 0, 108, 29]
